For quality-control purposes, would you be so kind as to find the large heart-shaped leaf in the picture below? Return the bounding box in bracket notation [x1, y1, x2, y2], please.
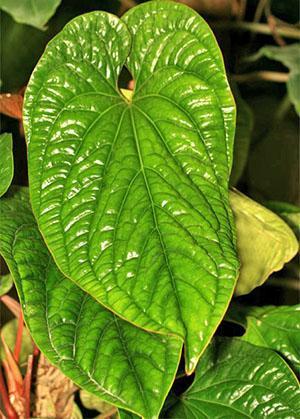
[226, 304, 300, 374]
[0, 187, 182, 418]
[24, 0, 238, 373]
[230, 190, 298, 296]
[0, 133, 13, 197]
[165, 338, 300, 418]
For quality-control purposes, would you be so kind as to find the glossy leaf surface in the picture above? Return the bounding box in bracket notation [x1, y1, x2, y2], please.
[0, 133, 13, 197]
[227, 304, 300, 375]
[0, 187, 182, 418]
[230, 190, 298, 296]
[24, 1, 238, 372]
[0, 0, 61, 29]
[166, 338, 300, 418]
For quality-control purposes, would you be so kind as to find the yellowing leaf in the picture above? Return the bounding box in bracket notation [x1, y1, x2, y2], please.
[230, 190, 298, 296]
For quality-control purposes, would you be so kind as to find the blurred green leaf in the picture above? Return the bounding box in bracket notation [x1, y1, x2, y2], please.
[0, 133, 13, 197]
[0, 0, 61, 29]
[230, 190, 298, 295]
[226, 304, 300, 374]
[165, 338, 300, 418]
[0, 318, 34, 366]
[0, 13, 51, 91]
[251, 44, 300, 115]
[0, 273, 13, 296]
[230, 88, 253, 186]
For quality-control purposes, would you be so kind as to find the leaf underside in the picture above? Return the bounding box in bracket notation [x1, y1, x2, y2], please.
[166, 338, 300, 418]
[230, 190, 298, 296]
[24, 1, 238, 372]
[0, 187, 182, 419]
[0, 133, 14, 198]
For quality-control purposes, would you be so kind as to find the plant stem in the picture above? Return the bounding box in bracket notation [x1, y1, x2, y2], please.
[0, 295, 21, 318]
[14, 311, 24, 363]
[232, 71, 289, 83]
[213, 21, 300, 39]
[0, 368, 17, 419]
[23, 355, 34, 419]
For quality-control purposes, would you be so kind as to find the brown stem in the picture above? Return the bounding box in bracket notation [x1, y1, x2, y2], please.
[232, 71, 289, 83]
[14, 311, 24, 363]
[0, 295, 21, 318]
[213, 20, 300, 39]
[0, 368, 17, 419]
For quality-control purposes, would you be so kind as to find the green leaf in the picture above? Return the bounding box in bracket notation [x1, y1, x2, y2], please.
[118, 410, 138, 419]
[265, 201, 300, 239]
[0, 133, 13, 197]
[251, 44, 300, 115]
[0, 187, 182, 419]
[24, 1, 238, 373]
[165, 338, 300, 418]
[230, 87, 253, 186]
[0, 318, 34, 366]
[227, 304, 300, 375]
[0, 0, 61, 30]
[0, 273, 13, 296]
[229, 190, 298, 296]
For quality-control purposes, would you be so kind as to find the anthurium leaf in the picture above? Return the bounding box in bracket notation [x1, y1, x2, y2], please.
[0, 133, 13, 197]
[165, 338, 300, 418]
[0, 0, 61, 30]
[229, 190, 298, 296]
[0, 188, 182, 419]
[250, 44, 300, 115]
[230, 88, 253, 186]
[227, 304, 300, 375]
[0, 318, 34, 366]
[24, 1, 238, 374]
[0, 273, 13, 296]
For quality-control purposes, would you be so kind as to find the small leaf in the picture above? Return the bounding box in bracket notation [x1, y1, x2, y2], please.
[230, 190, 298, 296]
[230, 87, 253, 186]
[0, 273, 13, 296]
[0, 187, 182, 419]
[227, 304, 300, 375]
[0, 319, 34, 366]
[250, 44, 300, 115]
[0, 133, 13, 197]
[0, 0, 61, 30]
[165, 338, 300, 418]
[24, 1, 239, 374]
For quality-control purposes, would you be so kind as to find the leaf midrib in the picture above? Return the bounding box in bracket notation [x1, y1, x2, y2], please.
[130, 107, 186, 336]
